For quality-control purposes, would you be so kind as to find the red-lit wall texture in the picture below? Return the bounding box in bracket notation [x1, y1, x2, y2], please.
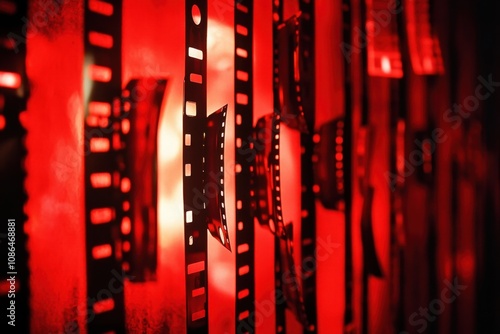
[1, 0, 499, 333]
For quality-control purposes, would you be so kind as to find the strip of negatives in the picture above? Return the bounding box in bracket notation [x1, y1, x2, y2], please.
[84, 0, 125, 332]
[184, 0, 209, 332]
[254, 113, 310, 329]
[120, 78, 167, 282]
[0, 1, 29, 333]
[297, 0, 318, 331]
[234, 0, 256, 332]
[271, 1, 287, 332]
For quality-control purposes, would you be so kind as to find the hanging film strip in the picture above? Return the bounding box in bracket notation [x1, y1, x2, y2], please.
[359, 1, 384, 333]
[297, 1, 318, 332]
[271, 1, 287, 332]
[184, 0, 209, 332]
[119, 78, 168, 282]
[405, 0, 444, 75]
[340, 0, 355, 332]
[234, 0, 256, 332]
[0, 1, 29, 333]
[84, 0, 125, 332]
[254, 113, 309, 332]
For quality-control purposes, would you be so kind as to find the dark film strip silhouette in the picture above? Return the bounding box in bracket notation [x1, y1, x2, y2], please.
[206, 105, 230, 250]
[0, 1, 29, 333]
[254, 113, 310, 331]
[83, 0, 125, 332]
[234, 1, 256, 332]
[120, 78, 167, 282]
[183, 0, 209, 332]
[297, 0, 318, 331]
[314, 119, 346, 210]
[271, 1, 287, 331]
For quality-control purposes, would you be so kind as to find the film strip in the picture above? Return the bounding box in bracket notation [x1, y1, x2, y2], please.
[84, 0, 125, 332]
[119, 78, 168, 281]
[365, 0, 403, 78]
[271, 1, 287, 332]
[297, 0, 317, 332]
[340, 0, 355, 332]
[405, 0, 444, 75]
[359, 1, 384, 333]
[206, 105, 230, 250]
[234, 1, 256, 331]
[184, 0, 209, 332]
[314, 119, 346, 211]
[0, 1, 29, 333]
[277, 14, 308, 133]
[254, 113, 310, 330]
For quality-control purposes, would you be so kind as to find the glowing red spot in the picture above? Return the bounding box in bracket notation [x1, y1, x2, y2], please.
[93, 298, 115, 314]
[92, 244, 112, 259]
[90, 138, 110, 152]
[0, 115, 5, 130]
[89, 0, 113, 16]
[89, 102, 111, 116]
[90, 65, 112, 82]
[381, 56, 391, 74]
[121, 217, 131, 235]
[90, 173, 112, 188]
[90, 208, 114, 224]
[121, 177, 131, 193]
[0, 71, 21, 89]
[89, 31, 114, 48]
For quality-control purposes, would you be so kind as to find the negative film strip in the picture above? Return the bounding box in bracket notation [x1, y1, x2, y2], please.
[297, 0, 318, 332]
[0, 1, 30, 333]
[405, 0, 444, 75]
[184, 0, 209, 332]
[234, 1, 256, 332]
[119, 78, 168, 282]
[277, 14, 308, 133]
[206, 105, 230, 250]
[254, 113, 310, 329]
[271, 1, 287, 331]
[84, 0, 125, 332]
[313, 118, 346, 210]
[365, 0, 403, 78]
[340, 0, 355, 332]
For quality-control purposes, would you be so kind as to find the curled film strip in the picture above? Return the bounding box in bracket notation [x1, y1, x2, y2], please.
[119, 78, 167, 282]
[234, 1, 256, 332]
[277, 14, 308, 133]
[206, 105, 230, 250]
[0, 1, 30, 333]
[271, 1, 287, 331]
[84, 0, 126, 332]
[254, 113, 310, 329]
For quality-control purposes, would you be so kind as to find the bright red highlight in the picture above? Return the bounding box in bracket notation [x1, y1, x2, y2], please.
[0, 71, 21, 89]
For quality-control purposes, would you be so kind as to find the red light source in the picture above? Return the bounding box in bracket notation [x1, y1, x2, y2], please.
[0, 71, 21, 89]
